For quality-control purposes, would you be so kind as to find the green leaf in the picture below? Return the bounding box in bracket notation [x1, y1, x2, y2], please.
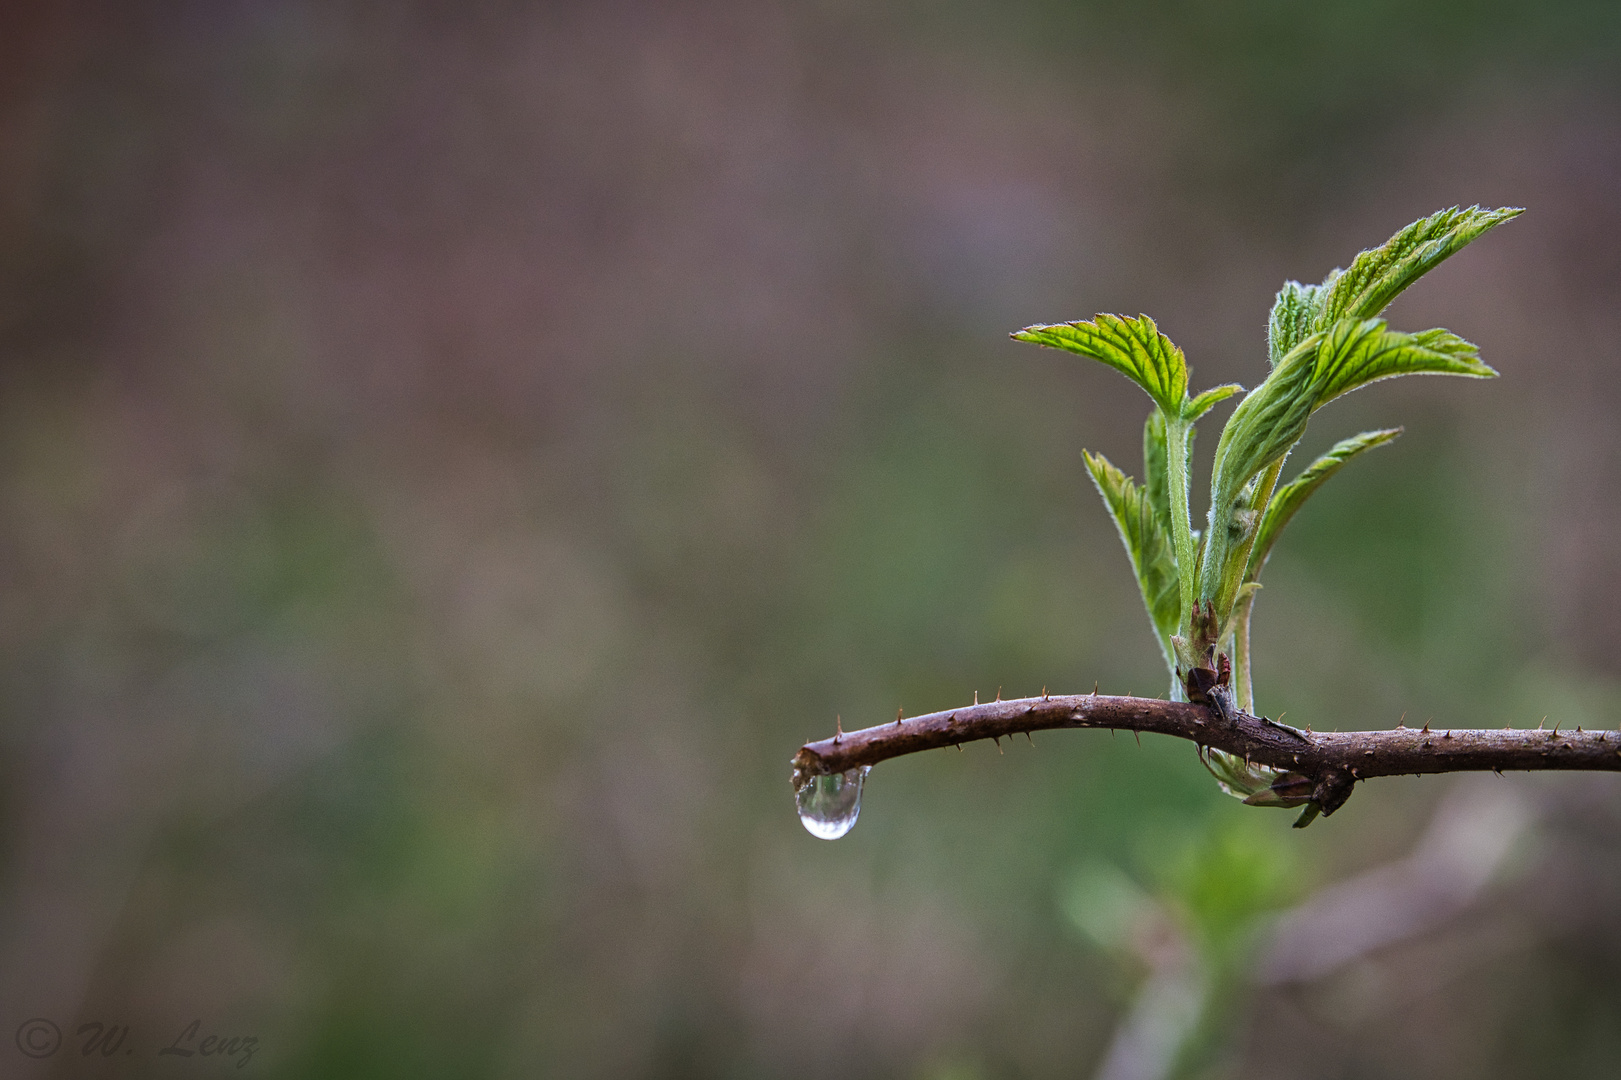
[1186, 382, 1243, 421]
[1084, 450, 1181, 658]
[1206, 337, 1318, 521]
[1209, 317, 1491, 531]
[1267, 280, 1321, 367]
[1309, 318, 1495, 409]
[1198, 745, 1279, 800]
[1316, 205, 1522, 327]
[1248, 428, 1401, 580]
[1013, 314, 1189, 417]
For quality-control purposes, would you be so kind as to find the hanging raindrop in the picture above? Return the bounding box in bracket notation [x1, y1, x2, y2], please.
[795, 766, 870, 839]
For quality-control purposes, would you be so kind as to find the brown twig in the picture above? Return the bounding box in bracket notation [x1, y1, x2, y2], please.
[791, 694, 1621, 819]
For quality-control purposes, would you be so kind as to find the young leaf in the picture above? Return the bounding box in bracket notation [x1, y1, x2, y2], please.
[1248, 428, 1402, 580]
[1198, 745, 1278, 800]
[1267, 280, 1321, 367]
[1084, 450, 1181, 656]
[1309, 318, 1495, 409]
[1315, 205, 1522, 327]
[1206, 337, 1318, 522]
[1013, 314, 1189, 418]
[1210, 317, 1491, 536]
[1186, 382, 1244, 421]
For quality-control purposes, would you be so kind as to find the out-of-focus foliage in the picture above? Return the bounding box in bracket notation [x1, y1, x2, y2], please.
[2, 2, 1621, 1078]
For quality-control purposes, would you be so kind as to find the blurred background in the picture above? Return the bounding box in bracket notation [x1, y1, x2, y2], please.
[3, 1, 1621, 1077]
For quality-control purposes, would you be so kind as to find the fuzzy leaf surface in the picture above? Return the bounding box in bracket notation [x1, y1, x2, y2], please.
[1309, 318, 1495, 408]
[1187, 382, 1243, 420]
[1267, 280, 1321, 367]
[1212, 318, 1490, 518]
[1206, 339, 1318, 520]
[1316, 205, 1522, 327]
[1084, 450, 1181, 652]
[1014, 314, 1189, 417]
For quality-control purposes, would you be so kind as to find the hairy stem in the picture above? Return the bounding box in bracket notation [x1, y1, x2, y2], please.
[793, 695, 1621, 819]
[1231, 590, 1257, 714]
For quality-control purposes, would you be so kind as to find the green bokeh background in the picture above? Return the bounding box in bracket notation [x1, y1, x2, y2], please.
[3, 2, 1621, 1077]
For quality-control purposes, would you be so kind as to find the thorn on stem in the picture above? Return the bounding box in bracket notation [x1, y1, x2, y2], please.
[1398, 711, 1407, 729]
[1025, 731, 1034, 745]
[995, 686, 1002, 701]
[974, 690, 979, 705]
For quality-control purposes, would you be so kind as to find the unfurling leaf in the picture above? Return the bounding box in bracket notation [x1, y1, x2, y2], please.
[1315, 205, 1522, 328]
[1308, 318, 1495, 409]
[1208, 317, 1492, 550]
[1206, 339, 1317, 521]
[1248, 428, 1402, 580]
[1084, 451, 1180, 657]
[1199, 744, 1282, 799]
[1186, 382, 1243, 421]
[1013, 314, 1189, 418]
[1267, 280, 1322, 367]
[1266, 206, 1517, 371]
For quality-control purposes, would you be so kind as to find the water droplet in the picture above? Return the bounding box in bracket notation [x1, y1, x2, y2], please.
[795, 766, 870, 839]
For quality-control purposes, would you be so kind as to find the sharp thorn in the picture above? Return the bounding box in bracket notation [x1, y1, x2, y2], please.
[995, 685, 1002, 701]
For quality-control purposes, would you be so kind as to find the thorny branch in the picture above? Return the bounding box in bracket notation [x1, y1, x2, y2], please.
[791, 693, 1621, 820]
